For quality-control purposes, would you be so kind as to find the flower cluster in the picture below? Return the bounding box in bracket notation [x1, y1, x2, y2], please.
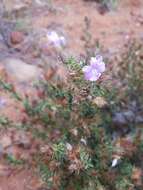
[47, 31, 66, 48]
[82, 55, 105, 81]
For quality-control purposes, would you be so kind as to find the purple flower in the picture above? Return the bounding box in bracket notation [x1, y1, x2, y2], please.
[0, 98, 6, 108]
[47, 31, 66, 47]
[82, 55, 105, 81]
[90, 55, 105, 73]
[82, 65, 101, 81]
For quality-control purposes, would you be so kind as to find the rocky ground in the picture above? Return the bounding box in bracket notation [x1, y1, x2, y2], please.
[0, 0, 143, 189]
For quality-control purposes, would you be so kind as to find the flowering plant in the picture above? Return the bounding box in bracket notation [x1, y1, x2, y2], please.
[82, 55, 105, 81]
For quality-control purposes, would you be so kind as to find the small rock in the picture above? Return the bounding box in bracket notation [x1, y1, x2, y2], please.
[0, 164, 11, 177]
[66, 143, 73, 151]
[113, 110, 135, 125]
[70, 129, 78, 136]
[113, 112, 126, 125]
[37, 188, 50, 190]
[35, 0, 48, 6]
[80, 138, 87, 145]
[0, 20, 15, 48]
[14, 132, 31, 149]
[135, 115, 143, 123]
[44, 63, 68, 85]
[97, 3, 109, 15]
[40, 145, 51, 153]
[0, 135, 12, 148]
[0, 144, 4, 157]
[19, 134, 31, 149]
[0, 65, 7, 80]
[10, 31, 24, 45]
[123, 111, 135, 122]
[2, 0, 29, 12]
[6, 146, 21, 159]
[0, 33, 3, 41]
[2, 58, 42, 83]
[131, 167, 142, 186]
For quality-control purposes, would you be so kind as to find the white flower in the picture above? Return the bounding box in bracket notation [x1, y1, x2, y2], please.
[47, 31, 66, 47]
[80, 138, 87, 145]
[66, 143, 73, 151]
[71, 129, 78, 136]
[111, 157, 120, 167]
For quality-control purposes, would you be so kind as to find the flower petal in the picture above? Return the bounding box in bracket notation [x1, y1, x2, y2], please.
[89, 71, 101, 81]
[47, 31, 66, 47]
[83, 55, 105, 81]
[111, 158, 118, 167]
[84, 68, 101, 81]
[91, 61, 105, 73]
[82, 65, 91, 72]
[90, 55, 105, 73]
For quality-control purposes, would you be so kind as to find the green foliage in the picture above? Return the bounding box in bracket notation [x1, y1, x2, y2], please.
[0, 80, 22, 101]
[80, 101, 96, 118]
[39, 163, 54, 188]
[53, 141, 66, 162]
[99, 0, 118, 9]
[119, 161, 133, 177]
[114, 39, 143, 104]
[116, 178, 133, 190]
[24, 98, 54, 116]
[138, 139, 143, 153]
[80, 148, 93, 170]
[0, 116, 9, 127]
[65, 57, 83, 71]
[6, 155, 24, 165]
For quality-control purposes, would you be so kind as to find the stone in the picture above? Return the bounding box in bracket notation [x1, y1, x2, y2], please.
[113, 110, 135, 125]
[44, 63, 68, 85]
[13, 131, 32, 149]
[135, 115, 143, 123]
[113, 112, 127, 131]
[0, 65, 7, 80]
[0, 135, 12, 148]
[123, 110, 135, 122]
[2, 58, 42, 83]
[10, 31, 24, 45]
[2, 0, 30, 12]
[0, 145, 4, 157]
[6, 146, 21, 159]
[0, 164, 11, 177]
[19, 133, 31, 149]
